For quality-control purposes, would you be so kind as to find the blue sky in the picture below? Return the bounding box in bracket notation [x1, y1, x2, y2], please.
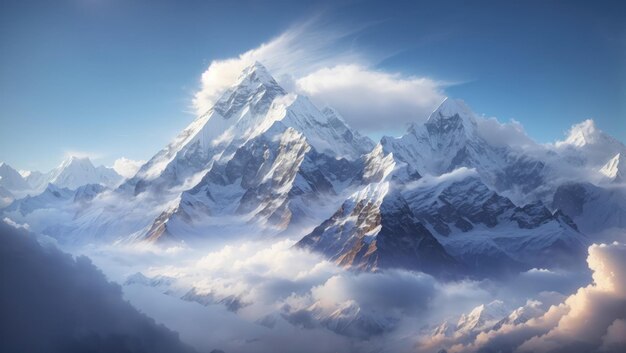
[0, 0, 624, 171]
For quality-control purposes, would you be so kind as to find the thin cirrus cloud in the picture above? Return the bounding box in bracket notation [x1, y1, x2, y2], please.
[191, 21, 447, 134]
[62, 150, 104, 161]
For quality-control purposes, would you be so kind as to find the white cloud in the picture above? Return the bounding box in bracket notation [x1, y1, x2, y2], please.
[555, 119, 599, 148]
[405, 167, 478, 191]
[424, 242, 626, 353]
[475, 116, 537, 150]
[296, 64, 446, 132]
[113, 157, 146, 178]
[78, 230, 613, 353]
[62, 150, 103, 161]
[96, 238, 493, 351]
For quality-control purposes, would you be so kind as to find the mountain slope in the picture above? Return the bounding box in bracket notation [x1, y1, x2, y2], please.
[599, 153, 625, 182]
[6, 63, 623, 280]
[296, 146, 459, 276]
[47, 156, 122, 190]
[553, 182, 626, 234]
[0, 162, 30, 192]
[380, 99, 546, 202]
[127, 63, 372, 242]
[139, 120, 366, 243]
[124, 62, 373, 196]
[298, 140, 586, 277]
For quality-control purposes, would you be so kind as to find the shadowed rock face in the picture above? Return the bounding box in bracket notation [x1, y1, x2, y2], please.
[298, 169, 587, 278]
[552, 181, 626, 233]
[0, 222, 196, 353]
[297, 188, 458, 277]
[367, 194, 459, 276]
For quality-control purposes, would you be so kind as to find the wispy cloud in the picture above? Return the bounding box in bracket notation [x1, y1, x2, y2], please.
[62, 150, 104, 161]
[192, 20, 366, 116]
[192, 19, 447, 134]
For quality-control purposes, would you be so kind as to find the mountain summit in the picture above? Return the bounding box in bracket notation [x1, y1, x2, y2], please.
[47, 156, 121, 190]
[599, 153, 624, 182]
[425, 98, 477, 134]
[125, 61, 373, 194]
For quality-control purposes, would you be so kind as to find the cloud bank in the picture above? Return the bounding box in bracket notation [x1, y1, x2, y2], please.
[475, 116, 537, 150]
[296, 64, 445, 132]
[111, 239, 495, 353]
[0, 221, 196, 353]
[113, 157, 146, 178]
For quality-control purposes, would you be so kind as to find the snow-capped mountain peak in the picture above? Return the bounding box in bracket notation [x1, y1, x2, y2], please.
[455, 300, 508, 334]
[236, 61, 277, 86]
[58, 156, 93, 171]
[49, 156, 122, 190]
[557, 119, 600, 148]
[600, 153, 624, 182]
[126, 62, 373, 193]
[0, 162, 30, 191]
[553, 119, 626, 170]
[212, 62, 286, 121]
[426, 97, 478, 134]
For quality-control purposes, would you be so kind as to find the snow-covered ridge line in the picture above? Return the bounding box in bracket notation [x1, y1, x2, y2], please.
[1, 61, 625, 279]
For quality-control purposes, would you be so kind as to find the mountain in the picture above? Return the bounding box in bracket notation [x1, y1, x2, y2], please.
[553, 181, 626, 234]
[599, 153, 624, 182]
[3, 183, 75, 216]
[297, 99, 586, 277]
[380, 98, 546, 203]
[47, 156, 122, 190]
[430, 300, 512, 343]
[555, 119, 626, 167]
[455, 300, 509, 335]
[1, 183, 109, 238]
[9, 157, 123, 194]
[5, 62, 624, 280]
[21, 170, 48, 191]
[0, 162, 30, 192]
[123, 62, 373, 196]
[298, 152, 585, 277]
[138, 121, 368, 242]
[130, 63, 373, 242]
[296, 143, 462, 276]
[492, 300, 544, 330]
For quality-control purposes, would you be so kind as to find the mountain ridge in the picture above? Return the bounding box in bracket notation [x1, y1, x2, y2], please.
[1, 62, 623, 279]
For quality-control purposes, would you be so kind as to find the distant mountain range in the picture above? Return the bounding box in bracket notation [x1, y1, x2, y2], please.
[0, 157, 121, 206]
[2, 62, 625, 278]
